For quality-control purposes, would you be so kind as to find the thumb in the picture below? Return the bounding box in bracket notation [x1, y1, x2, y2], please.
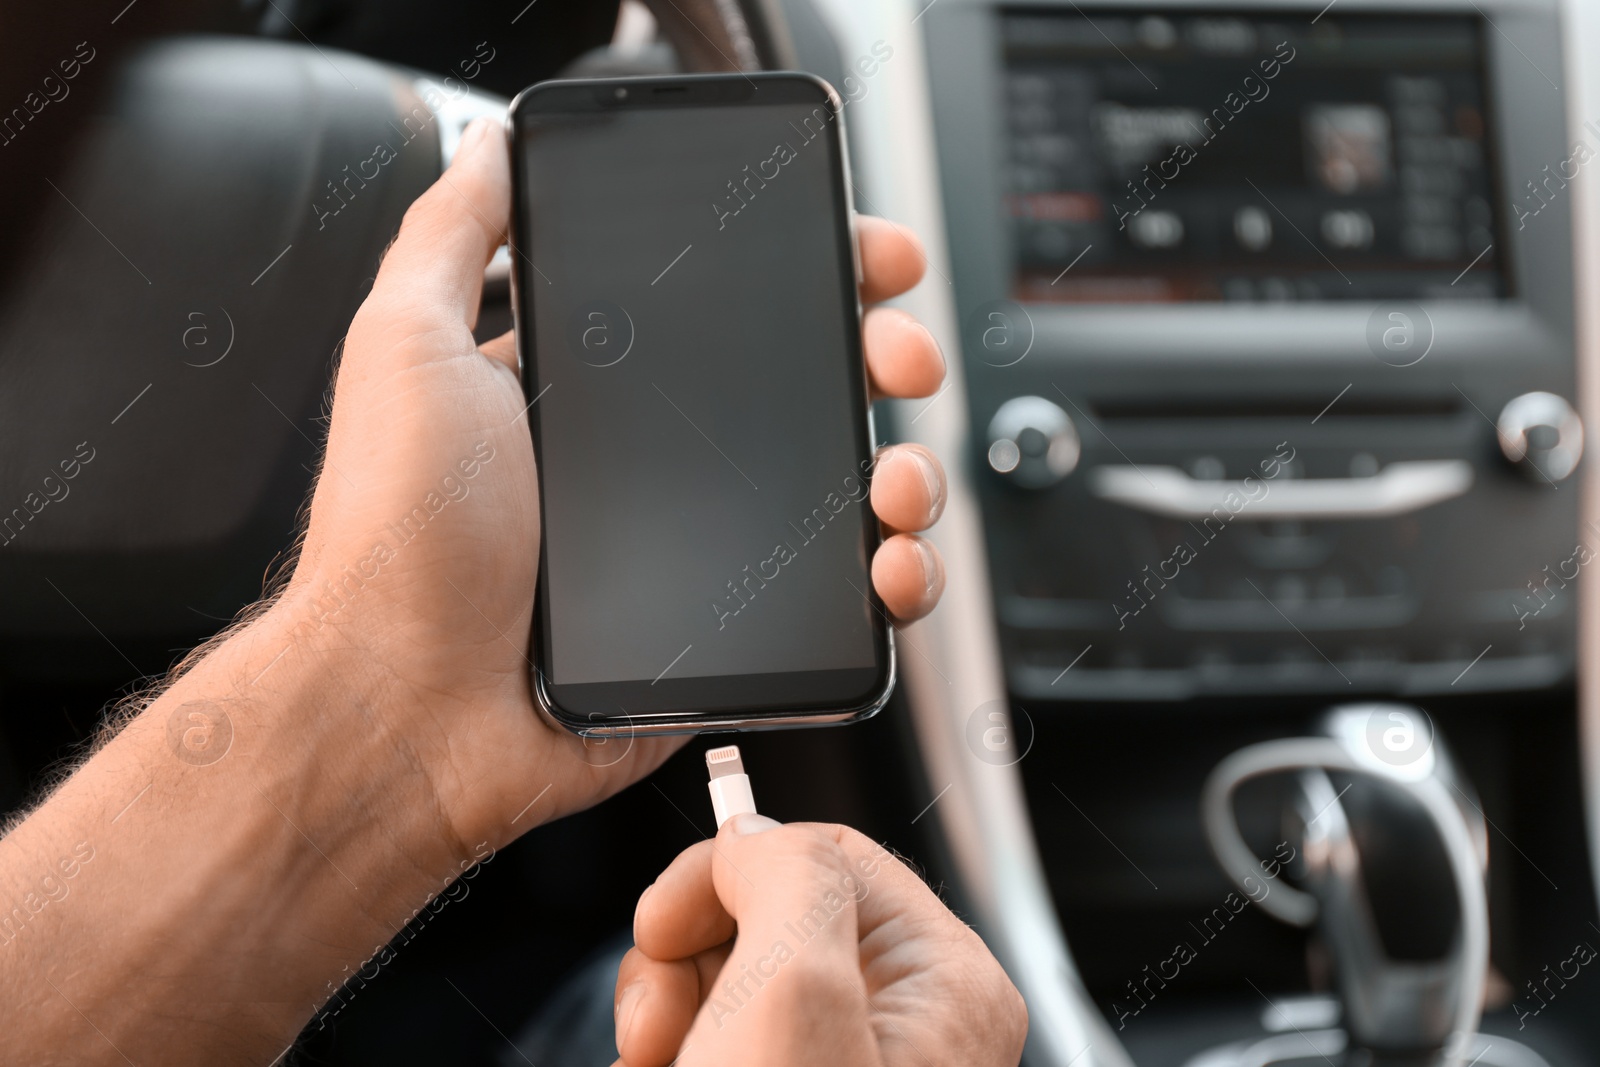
[685, 819, 874, 1059]
[353, 115, 509, 361]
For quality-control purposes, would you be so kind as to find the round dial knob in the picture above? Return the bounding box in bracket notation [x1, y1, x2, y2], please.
[1497, 391, 1583, 483]
[986, 396, 1080, 488]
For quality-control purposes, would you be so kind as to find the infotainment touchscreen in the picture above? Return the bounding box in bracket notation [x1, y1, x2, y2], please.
[1001, 12, 1505, 302]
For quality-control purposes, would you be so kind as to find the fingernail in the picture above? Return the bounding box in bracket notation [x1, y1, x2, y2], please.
[615, 981, 646, 1053]
[912, 537, 941, 597]
[633, 882, 655, 938]
[458, 117, 492, 156]
[905, 448, 945, 525]
[729, 813, 781, 835]
[914, 319, 946, 377]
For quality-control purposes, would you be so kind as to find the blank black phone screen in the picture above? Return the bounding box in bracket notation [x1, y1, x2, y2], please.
[515, 90, 880, 692]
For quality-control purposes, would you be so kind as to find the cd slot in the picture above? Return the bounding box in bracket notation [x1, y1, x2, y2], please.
[1090, 396, 1463, 420]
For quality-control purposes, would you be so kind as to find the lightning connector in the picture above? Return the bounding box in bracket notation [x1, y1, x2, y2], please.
[705, 745, 757, 828]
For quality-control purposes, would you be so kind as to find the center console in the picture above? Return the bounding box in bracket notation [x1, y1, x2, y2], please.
[807, 0, 1597, 1064]
[930, 1, 1580, 703]
[853, 1, 1600, 1065]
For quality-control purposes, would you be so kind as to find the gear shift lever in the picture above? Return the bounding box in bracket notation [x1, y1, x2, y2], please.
[1296, 767, 1465, 1062]
[1201, 705, 1490, 1067]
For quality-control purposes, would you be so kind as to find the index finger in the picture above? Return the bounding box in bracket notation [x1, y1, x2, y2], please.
[858, 215, 928, 304]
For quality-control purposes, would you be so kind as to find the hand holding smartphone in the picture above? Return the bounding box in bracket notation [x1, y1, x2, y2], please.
[508, 74, 932, 736]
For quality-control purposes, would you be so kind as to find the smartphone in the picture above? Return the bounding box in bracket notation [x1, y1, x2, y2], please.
[506, 73, 894, 736]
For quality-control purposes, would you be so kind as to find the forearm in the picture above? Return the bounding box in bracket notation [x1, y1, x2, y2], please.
[0, 603, 473, 1065]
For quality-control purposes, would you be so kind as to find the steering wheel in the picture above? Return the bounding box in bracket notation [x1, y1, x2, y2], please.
[0, 0, 792, 663]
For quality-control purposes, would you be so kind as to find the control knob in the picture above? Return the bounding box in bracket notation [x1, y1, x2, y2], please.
[986, 396, 1080, 488]
[1496, 391, 1583, 482]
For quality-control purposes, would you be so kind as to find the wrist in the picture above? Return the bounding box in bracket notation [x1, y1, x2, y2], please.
[250, 576, 547, 850]
[0, 598, 486, 1064]
[167, 596, 483, 894]
[293, 592, 479, 848]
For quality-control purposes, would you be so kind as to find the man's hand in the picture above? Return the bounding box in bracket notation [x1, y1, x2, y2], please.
[0, 116, 953, 1065]
[274, 116, 952, 853]
[613, 819, 1028, 1067]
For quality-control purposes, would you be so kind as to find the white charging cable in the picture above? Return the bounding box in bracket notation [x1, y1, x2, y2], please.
[706, 745, 758, 829]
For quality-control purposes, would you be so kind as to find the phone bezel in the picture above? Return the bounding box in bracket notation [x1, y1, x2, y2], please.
[506, 72, 895, 736]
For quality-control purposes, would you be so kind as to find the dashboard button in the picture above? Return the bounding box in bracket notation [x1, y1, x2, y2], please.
[1234, 205, 1273, 250]
[986, 396, 1080, 488]
[1497, 391, 1583, 482]
[1128, 210, 1184, 249]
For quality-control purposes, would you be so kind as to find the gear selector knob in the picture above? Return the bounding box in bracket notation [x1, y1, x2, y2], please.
[1201, 705, 1490, 1067]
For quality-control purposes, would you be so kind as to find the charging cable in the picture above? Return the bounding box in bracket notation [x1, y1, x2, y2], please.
[706, 745, 758, 829]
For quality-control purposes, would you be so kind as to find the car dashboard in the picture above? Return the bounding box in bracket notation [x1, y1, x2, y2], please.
[813, 0, 1600, 1065]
